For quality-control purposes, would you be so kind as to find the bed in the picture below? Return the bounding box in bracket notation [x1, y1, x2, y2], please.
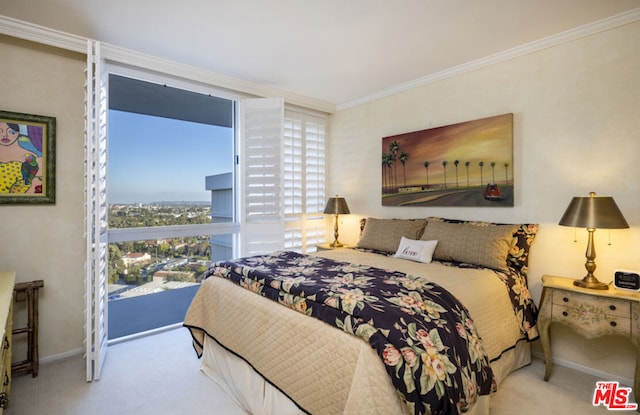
[184, 217, 539, 415]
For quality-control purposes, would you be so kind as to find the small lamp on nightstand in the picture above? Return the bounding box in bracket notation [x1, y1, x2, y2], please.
[323, 195, 350, 247]
[559, 191, 629, 290]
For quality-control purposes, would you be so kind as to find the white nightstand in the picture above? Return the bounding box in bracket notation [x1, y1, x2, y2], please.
[538, 274, 640, 405]
[316, 243, 353, 251]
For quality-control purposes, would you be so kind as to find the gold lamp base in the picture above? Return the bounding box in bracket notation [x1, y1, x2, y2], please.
[573, 276, 609, 290]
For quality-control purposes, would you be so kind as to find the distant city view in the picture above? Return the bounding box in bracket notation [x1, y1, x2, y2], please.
[107, 202, 215, 300]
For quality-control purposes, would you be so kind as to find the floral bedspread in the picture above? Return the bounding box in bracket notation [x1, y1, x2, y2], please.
[203, 251, 496, 415]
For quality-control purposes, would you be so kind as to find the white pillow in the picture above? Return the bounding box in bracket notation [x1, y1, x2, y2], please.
[393, 237, 438, 263]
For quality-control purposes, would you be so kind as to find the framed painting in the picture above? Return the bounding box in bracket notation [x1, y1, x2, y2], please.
[0, 110, 56, 204]
[382, 113, 513, 207]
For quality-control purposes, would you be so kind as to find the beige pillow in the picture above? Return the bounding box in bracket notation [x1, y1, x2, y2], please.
[357, 218, 427, 253]
[420, 221, 517, 271]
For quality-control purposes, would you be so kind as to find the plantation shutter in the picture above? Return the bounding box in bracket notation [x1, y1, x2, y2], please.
[283, 109, 326, 252]
[84, 40, 110, 382]
[239, 98, 285, 256]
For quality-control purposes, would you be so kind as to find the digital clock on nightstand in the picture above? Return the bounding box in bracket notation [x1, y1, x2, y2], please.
[614, 270, 640, 291]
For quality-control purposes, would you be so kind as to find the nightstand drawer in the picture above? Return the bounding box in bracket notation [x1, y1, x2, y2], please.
[551, 304, 632, 337]
[552, 288, 631, 318]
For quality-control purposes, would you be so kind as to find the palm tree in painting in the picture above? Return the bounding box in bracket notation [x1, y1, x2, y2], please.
[490, 162, 496, 183]
[442, 160, 448, 188]
[386, 154, 394, 190]
[454, 160, 460, 188]
[478, 161, 484, 185]
[389, 141, 400, 187]
[464, 161, 470, 187]
[382, 153, 389, 189]
[423, 161, 430, 188]
[399, 151, 409, 186]
[504, 162, 510, 185]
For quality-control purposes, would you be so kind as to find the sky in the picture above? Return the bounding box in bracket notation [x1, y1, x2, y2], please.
[381, 114, 513, 187]
[108, 110, 233, 204]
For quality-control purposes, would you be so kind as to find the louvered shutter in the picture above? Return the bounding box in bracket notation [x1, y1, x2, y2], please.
[239, 98, 285, 256]
[283, 110, 326, 252]
[84, 40, 109, 381]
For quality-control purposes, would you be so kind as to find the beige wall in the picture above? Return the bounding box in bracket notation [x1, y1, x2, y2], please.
[328, 22, 640, 381]
[0, 35, 86, 360]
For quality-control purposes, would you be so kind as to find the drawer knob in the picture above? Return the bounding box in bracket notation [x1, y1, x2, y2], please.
[0, 391, 7, 408]
[3, 337, 8, 350]
[562, 311, 568, 317]
[610, 321, 617, 327]
[563, 297, 569, 302]
[609, 305, 616, 311]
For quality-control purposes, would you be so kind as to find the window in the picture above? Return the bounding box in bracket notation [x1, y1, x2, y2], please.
[106, 74, 237, 339]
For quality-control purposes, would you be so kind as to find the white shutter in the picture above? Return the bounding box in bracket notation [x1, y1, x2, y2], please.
[239, 98, 285, 256]
[283, 109, 326, 252]
[84, 40, 109, 382]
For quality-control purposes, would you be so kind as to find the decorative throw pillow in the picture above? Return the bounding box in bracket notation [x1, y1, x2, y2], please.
[357, 218, 427, 253]
[393, 237, 438, 263]
[420, 220, 518, 272]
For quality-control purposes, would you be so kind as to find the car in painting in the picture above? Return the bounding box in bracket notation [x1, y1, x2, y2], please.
[484, 183, 501, 200]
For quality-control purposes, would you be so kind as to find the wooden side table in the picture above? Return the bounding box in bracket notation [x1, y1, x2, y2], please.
[538, 275, 640, 405]
[11, 280, 43, 378]
[316, 243, 353, 251]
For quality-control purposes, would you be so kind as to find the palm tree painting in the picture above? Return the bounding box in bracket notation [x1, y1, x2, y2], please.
[381, 113, 514, 207]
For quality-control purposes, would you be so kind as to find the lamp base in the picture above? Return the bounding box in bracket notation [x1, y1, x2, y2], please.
[329, 241, 343, 248]
[573, 276, 609, 290]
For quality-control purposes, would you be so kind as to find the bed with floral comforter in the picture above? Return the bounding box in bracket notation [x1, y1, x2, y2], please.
[184, 218, 538, 415]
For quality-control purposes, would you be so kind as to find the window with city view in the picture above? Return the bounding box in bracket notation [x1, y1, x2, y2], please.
[107, 74, 235, 338]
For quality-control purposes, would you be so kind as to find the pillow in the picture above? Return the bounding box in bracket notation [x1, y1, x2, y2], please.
[357, 218, 427, 253]
[425, 217, 539, 275]
[420, 220, 518, 272]
[393, 237, 438, 263]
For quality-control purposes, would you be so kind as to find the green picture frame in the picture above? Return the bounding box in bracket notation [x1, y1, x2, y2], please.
[0, 110, 56, 204]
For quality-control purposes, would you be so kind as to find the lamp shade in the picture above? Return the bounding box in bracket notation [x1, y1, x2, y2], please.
[323, 196, 350, 215]
[559, 192, 629, 229]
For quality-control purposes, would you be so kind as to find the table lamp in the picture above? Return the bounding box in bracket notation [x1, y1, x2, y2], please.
[558, 192, 629, 290]
[323, 195, 350, 247]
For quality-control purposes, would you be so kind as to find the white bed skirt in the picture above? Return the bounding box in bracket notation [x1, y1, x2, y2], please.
[200, 335, 531, 415]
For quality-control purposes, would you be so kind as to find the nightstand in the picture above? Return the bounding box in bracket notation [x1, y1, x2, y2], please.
[538, 274, 640, 406]
[316, 243, 353, 251]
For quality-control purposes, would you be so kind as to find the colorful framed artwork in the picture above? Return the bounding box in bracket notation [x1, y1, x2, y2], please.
[382, 113, 513, 207]
[0, 110, 56, 204]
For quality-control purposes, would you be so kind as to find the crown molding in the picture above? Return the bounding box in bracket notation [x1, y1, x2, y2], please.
[337, 8, 640, 111]
[0, 15, 86, 53]
[0, 15, 335, 114]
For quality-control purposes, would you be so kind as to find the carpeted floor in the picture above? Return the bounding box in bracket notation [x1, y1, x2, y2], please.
[7, 328, 618, 414]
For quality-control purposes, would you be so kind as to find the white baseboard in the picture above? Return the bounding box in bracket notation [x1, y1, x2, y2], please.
[37, 323, 185, 365]
[532, 350, 633, 386]
[39, 347, 84, 364]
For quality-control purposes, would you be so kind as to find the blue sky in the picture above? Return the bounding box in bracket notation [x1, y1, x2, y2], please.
[108, 110, 233, 204]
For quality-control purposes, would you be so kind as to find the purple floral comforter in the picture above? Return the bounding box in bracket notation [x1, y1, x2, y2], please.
[203, 251, 496, 415]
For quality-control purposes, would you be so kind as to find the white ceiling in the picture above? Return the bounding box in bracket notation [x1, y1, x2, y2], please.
[1, 1, 639, 108]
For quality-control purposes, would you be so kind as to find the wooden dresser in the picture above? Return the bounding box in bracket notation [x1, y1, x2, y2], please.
[0, 272, 15, 413]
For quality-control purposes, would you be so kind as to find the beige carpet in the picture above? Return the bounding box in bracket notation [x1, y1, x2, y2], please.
[7, 328, 616, 414]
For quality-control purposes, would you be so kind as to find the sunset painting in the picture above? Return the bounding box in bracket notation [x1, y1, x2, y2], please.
[381, 113, 514, 207]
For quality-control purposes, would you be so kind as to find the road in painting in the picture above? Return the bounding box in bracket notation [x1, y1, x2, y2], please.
[381, 113, 514, 207]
